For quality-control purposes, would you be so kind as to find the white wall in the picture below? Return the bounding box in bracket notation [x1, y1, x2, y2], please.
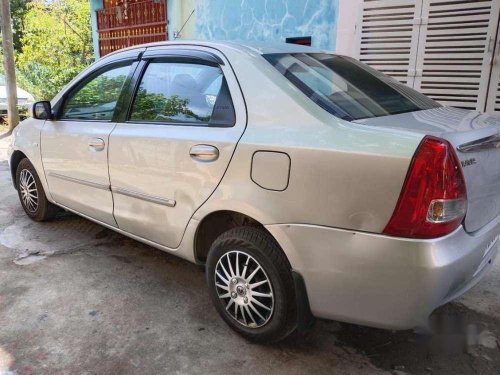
[335, 0, 363, 56]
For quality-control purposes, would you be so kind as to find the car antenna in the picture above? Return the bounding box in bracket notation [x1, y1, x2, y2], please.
[174, 9, 195, 40]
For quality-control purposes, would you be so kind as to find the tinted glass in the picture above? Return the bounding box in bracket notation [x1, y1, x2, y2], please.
[264, 53, 439, 121]
[61, 64, 131, 121]
[130, 61, 224, 124]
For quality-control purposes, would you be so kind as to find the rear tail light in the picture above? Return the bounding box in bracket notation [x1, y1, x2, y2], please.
[383, 136, 467, 239]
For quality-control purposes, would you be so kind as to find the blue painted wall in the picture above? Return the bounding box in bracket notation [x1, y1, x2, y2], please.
[192, 0, 339, 50]
[90, 0, 103, 59]
[93, 0, 339, 57]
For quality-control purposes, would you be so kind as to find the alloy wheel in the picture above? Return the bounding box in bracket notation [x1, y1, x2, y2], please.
[19, 169, 38, 213]
[214, 250, 274, 328]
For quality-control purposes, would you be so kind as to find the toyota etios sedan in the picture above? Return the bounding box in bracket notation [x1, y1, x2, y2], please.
[8, 41, 500, 343]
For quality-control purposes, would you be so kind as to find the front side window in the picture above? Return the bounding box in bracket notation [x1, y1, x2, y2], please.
[130, 61, 229, 124]
[61, 63, 132, 121]
[264, 53, 440, 121]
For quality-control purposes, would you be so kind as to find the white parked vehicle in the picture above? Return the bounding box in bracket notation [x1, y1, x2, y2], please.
[0, 74, 35, 118]
[8, 41, 500, 342]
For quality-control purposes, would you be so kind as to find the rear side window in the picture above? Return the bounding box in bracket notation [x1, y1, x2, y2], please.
[129, 60, 235, 126]
[61, 63, 132, 121]
[264, 53, 439, 121]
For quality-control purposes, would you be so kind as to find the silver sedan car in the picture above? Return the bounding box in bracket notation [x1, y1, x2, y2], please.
[8, 41, 500, 343]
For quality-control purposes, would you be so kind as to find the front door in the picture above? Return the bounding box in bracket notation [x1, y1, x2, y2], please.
[41, 62, 134, 226]
[108, 48, 246, 248]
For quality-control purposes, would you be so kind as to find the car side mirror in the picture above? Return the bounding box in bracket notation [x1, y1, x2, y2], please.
[32, 101, 53, 120]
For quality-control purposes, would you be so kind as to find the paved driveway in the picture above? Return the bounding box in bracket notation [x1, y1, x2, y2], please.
[0, 135, 499, 375]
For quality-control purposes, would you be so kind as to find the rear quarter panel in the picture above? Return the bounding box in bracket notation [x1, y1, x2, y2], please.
[194, 47, 424, 233]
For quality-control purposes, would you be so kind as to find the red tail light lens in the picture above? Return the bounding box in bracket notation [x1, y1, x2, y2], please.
[383, 136, 467, 239]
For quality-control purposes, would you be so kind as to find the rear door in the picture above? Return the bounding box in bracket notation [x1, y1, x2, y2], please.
[108, 47, 247, 248]
[41, 60, 136, 226]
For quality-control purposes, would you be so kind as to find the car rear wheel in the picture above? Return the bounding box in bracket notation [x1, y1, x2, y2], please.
[16, 158, 58, 221]
[206, 227, 297, 343]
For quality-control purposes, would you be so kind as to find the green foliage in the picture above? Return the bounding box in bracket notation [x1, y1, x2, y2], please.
[131, 88, 208, 123]
[16, 0, 94, 100]
[10, 0, 32, 53]
[67, 74, 128, 109]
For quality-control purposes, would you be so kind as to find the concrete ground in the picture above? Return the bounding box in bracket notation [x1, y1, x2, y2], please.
[0, 135, 499, 375]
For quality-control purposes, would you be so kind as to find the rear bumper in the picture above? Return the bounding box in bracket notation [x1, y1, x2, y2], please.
[266, 217, 500, 330]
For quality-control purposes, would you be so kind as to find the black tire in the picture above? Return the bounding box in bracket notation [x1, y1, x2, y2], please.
[206, 226, 297, 343]
[16, 158, 59, 221]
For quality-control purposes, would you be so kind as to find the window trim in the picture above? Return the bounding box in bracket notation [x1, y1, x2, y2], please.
[141, 48, 225, 65]
[124, 56, 236, 128]
[54, 59, 137, 123]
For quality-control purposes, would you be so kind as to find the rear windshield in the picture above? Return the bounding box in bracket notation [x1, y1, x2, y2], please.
[264, 53, 440, 121]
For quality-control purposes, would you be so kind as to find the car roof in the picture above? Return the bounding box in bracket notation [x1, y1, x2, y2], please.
[104, 40, 329, 60]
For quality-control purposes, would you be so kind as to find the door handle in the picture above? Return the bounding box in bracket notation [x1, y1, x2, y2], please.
[189, 144, 219, 162]
[88, 137, 105, 152]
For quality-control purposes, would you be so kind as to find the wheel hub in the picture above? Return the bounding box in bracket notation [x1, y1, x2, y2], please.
[229, 279, 249, 306]
[235, 282, 246, 296]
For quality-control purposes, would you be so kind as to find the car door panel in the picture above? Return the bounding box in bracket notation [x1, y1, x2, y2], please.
[109, 124, 244, 247]
[41, 61, 136, 226]
[108, 48, 246, 248]
[42, 121, 116, 225]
